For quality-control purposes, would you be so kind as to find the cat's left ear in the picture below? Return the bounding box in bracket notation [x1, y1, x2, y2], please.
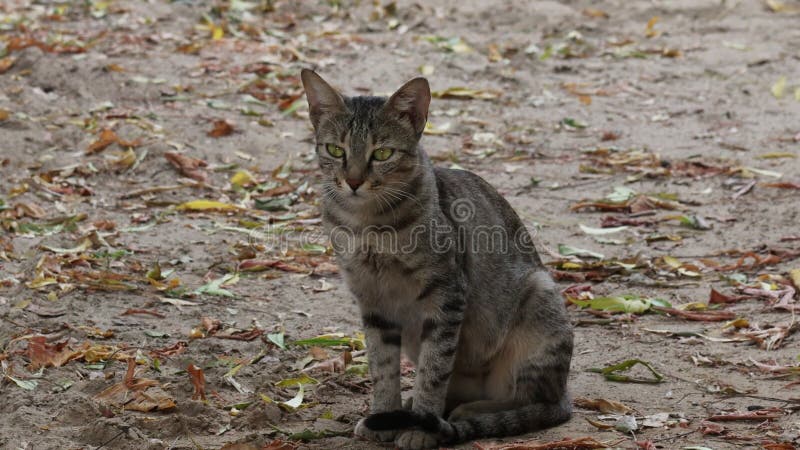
[384, 77, 431, 135]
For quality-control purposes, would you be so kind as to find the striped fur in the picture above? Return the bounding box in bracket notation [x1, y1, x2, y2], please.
[301, 70, 573, 450]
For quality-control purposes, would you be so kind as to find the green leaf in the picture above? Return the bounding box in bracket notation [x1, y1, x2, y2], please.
[267, 331, 285, 349]
[254, 197, 292, 212]
[144, 330, 170, 338]
[672, 215, 711, 230]
[772, 76, 787, 99]
[606, 186, 637, 202]
[195, 273, 238, 298]
[6, 375, 38, 391]
[561, 117, 587, 129]
[579, 224, 628, 235]
[288, 428, 349, 441]
[569, 294, 671, 313]
[279, 383, 305, 410]
[558, 244, 604, 260]
[301, 243, 328, 255]
[281, 98, 305, 116]
[275, 374, 318, 387]
[345, 363, 369, 376]
[587, 359, 664, 383]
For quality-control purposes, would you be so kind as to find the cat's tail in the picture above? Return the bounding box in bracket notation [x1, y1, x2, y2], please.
[363, 398, 571, 445]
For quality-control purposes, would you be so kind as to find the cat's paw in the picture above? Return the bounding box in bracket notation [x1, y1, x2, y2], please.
[395, 429, 439, 450]
[354, 417, 400, 442]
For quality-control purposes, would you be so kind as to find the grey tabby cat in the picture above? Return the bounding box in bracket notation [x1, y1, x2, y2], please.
[300, 69, 573, 450]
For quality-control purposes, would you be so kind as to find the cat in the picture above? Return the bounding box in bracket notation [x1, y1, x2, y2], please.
[300, 69, 573, 450]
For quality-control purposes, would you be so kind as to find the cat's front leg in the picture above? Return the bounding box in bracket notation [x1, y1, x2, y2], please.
[354, 311, 403, 442]
[396, 286, 465, 450]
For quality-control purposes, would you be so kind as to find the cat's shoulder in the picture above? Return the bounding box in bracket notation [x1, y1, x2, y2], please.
[432, 166, 501, 199]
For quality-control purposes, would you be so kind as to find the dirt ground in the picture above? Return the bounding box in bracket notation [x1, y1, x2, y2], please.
[1, 0, 800, 449]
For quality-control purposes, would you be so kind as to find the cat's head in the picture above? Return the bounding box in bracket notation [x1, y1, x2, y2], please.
[300, 69, 430, 214]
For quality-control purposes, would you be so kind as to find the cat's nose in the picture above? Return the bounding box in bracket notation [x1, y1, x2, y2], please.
[345, 178, 364, 192]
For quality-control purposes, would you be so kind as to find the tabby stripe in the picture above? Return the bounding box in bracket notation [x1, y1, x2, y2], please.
[442, 298, 466, 313]
[429, 369, 452, 388]
[436, 328, 458, 342]
[440, 345, 458, 358]
[381, 333, 401, 346]
[417, 275, 450, 301]
[421, 319, 437, 341]
[362, 313, 399, 330]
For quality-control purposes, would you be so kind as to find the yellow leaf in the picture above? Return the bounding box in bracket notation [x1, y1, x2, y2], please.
[790, 268, 800, 289]
[645, 16, 659, 38]
[795, 87, 800, 101]
[723, 318, 749, 329]
[231, 170, 256, 187]
[431, 87, 501, 100]
[211, 24, 224, 40]
[176, 200, 239, 212]
[758, 152, 796, 159]
[766, 0, 800, 13]
[772, 76, 786, 99]
[678, 302, 707, 311]
[662, 255, 682, 269]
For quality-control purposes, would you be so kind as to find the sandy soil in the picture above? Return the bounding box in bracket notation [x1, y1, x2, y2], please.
[1, 1, 800, 449]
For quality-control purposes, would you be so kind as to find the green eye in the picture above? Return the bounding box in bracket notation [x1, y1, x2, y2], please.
[325, 144, 345, 158]
[372, 148, 394, 161]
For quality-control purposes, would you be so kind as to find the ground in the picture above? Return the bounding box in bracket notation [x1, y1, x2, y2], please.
[1, 1, 800, 449]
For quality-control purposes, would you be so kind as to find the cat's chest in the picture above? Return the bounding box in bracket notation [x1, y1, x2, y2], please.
[340, 245, 424, 304]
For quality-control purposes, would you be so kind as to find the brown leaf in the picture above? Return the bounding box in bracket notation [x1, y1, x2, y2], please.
[86, 128, 141, 154]
[0, 109, 9, 121]
[474, 436, 607, 450]
[27, 337, 83, 370]
[149, 341, 188, 358]
[208, 119, 235, 138]
[302, 350, 354, 373]
[201, 316, 221, 334]
[13, 202, 47, 219]
[762, 182, 800, 189]
[262, 440, 299, 450]
[574, 397, 633, 414]
[94, 359, 176, 412]
[214, 328, 265, 341]
[309, 346, 329, 360]
[582, 8, 609, 18]
[651, 306, 735, 322]
[707, 407, 782, 421]
[709, 288, 751, 304]
[120, 308, 165, 318]
[187, 364, 206, 400]
[164, 152, 208, 182]
[698, 420, 726, 435]
[0, 56, 16, 74]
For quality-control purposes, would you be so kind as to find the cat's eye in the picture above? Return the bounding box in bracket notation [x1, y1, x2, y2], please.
[372, 148, 394, 161]
[325, 144, 345, 158]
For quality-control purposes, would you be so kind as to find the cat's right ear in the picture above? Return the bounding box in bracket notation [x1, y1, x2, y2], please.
[301, 69, 347, 130]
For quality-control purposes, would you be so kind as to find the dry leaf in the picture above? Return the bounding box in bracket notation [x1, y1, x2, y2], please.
[583, 8, 609, 18]
[176, 200, 240, 212]
[0, 56, 16, 74]
[86, 128, 140, 154]
[574, 397, 633, 414]
[164, 152, 208, 182]
[27, 337, 83, 370]
[474, 436, 607, 450]
[187, 364, 206, 400]
[645, 16, 659, 38]
[94, 358, 176, 412]
[208, 119, 235, 138]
